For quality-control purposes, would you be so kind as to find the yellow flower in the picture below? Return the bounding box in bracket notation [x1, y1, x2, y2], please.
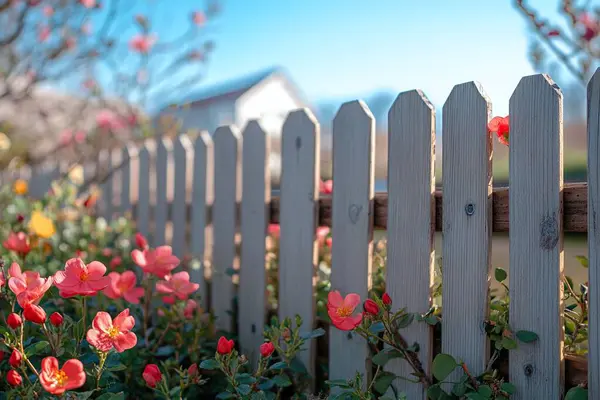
[68, 164, 84, 185]
[0, 132, 11, 151]
[13, 179, 28, 195]
[29, 211, 56, 239]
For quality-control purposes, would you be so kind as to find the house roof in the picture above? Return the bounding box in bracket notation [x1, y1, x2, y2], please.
[178, 66, 282, 108]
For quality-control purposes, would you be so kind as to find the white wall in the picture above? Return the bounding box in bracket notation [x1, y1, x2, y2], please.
[162, 98, 236, 135]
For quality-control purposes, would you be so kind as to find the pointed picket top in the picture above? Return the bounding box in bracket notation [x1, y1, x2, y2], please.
[588, 67, 600, 97]
[390, 89, 434, 118]
[283, 108, 319, 134]
[243, 120, 267, 142]
[333, 100, 374, 139]
[443, 81, 490, 116]
[511, 74, 562, 104]
[194, 131, 214, 206]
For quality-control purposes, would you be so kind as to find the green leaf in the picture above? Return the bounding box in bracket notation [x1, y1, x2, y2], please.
[324, 379, 352, 389]
[371, 349, 404, 366]
[500, 382, 516, 394]
[76, 390, 96, 400]
[272, 374, 292, 387]
[369, 322, 385, 333]
[425, 315, 438, 326]
[494, 268, 507, 282]
[395, 313, 414, 329]
[25, 341, 50, 357]
[477, 385, 493, 398]
[73, 317, 85, 341]
[289, 357, 307, 374]
[565, 387, 588, 400]
[258, 378, 275, 390]
[216, 392, 236, 400]
[95, 393, 125, 400]
[299, 328, 325, 340]
[452, 382, 467, 396]
[106, 364, 127, 372]
[501, 337, 518, 350]
[235, 373, 256, 385]
[373, 371, 396, 394]
[516, 330, 539, 343]
[427, 384, 453, 400]
[576, 255, 589, 268]
[465, 394, 487, 400]
[155, 345, 175, 356]
[269, 361, 288, 370]
[237, 384, 252, 396]
[431, 354, 457, 381]
[199, 359, 220, 370]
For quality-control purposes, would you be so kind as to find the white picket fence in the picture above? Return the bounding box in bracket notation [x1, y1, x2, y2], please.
[3, 72, 600, 399]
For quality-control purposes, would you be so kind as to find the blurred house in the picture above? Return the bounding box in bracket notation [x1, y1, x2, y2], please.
[155, 67, 310, 184]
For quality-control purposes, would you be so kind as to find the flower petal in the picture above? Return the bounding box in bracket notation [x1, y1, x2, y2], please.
[113, 308, 135, 331]
[113, 331, 137, 352]
[62, 359, 86, 390]
[92, 311, 113, 332]
[86, 261, 107, 278]
[343, 293, 361, 311]
[327, 290, 343, 309]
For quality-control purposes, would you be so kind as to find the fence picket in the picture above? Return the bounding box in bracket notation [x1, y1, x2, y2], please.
[386, 90, 435, 398]
[329, 101, 375, 384]
[172, 136, 193, 260]
[212, 125, 241, 332]
[588, 68, 600, 398]
[239, 121, 271, 366]
[136, 141, 154, 242]
[509, 74, 564, 399]
[99, 149, 113, 220]
[190, 132, 213, 308]
[279, 109, 320, 380]
[154, 138, 172, 247]
[120, 144, 135, 216]
[441, 81, 492, 379]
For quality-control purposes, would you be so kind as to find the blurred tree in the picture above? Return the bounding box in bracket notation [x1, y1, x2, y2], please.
[0, 0, 219, 170]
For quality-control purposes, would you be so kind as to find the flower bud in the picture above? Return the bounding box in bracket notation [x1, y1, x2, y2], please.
[363, 299, 380, 315]
[382, 293, 392, 306]
[23, 304, 47, 324]
[260, 342, 275, 358]
[50, 312, 64, 327]
[9, 350, 22, 367]
[7, 313, 22, 329]
[7, 370, 22, 386]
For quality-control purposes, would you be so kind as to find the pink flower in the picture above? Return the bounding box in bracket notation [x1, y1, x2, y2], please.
[38, 25, 50, 42]
[109, 256, 122, 269]
[8, 263, 53, 308]
[135, 233, 148, 249]
[184, 299, 197, 319]
[59, 130, 73, 146]
[103, 272, 144, 304]
[326, 291, 363, 331]
[156, 272, 199, 300]
[43, 6, 53, 16]
[39, 357, 86, 395]
[268, 224, 280, 238]
[131, 246, 179, 278]
[192, 11, 205, 26]
[86, 309, 137, 352]
[162, 296, 176, 305]
[74, 131, 87, 144]
[54, 258, 110, 297]
[320, 179, 333, 194]
[143, 364, 162, 388]
[3, 232, 30, 256]
[83, 78, 96, 90]
[129, 34, 156, 54]
[96, 109, 126, 131]
[316, 226, 330, 247]
[80, 0, 95, 8]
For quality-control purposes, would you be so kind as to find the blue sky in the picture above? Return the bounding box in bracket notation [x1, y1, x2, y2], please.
[183, 0, 569, 115]
[101, 0, 574, 116]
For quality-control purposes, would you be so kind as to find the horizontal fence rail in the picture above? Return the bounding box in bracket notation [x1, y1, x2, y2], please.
[2, 72, 599, 399]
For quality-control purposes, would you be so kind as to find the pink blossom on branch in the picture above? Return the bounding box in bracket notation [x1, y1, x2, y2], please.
[156, 271, 199, 300]
[103, 271, 144, 304]
[96, 109, 126, 131]
[192, 11, 206, 26]
[38, 25, 51, 43]
[129, 34, 157, 54]
[87, 309, 138, 353]
[80, 0, 96, 8]
[131, 246, 180, 278]
[54, 258, 111, 297]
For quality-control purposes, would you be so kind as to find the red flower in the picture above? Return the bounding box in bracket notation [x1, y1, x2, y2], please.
[487, 116, 509, 146]
[327, 291, 363, 331]
[320, 179, 333, 194]
[268, 224, 280, 238]
[579, 12, 599, 41]
[39, 357, 86, 395]
[103, 271, 144, 304]
[3, 232, 30, 256]
[86, 309, 137, 353]
[7, 313, 22, 329]
[50, 312, 64, 327]
[363, 299, 379, 315]
[131, 246, 180, 278]
[9, 350, 22, 367]
[129, 34, 156, 53]
[23, 304, 47, 324]
[143, 364, 162, 388]
[162, 296, 176, 305]
[7, 370, 22, 386]
[109, 256, 122, 269]
[8, 262, 53, 308]
[192, 11, 206, 26]
[260, 342, 275, 358]
[135, 233, 148, 249]
[184, 299, 197, 319]
[156, 271, 199, 300]
[382, 293, 392, 306]
[54, 258, 111, 297]
[217, 336, 234, 355]
[188, 363, 198, 376]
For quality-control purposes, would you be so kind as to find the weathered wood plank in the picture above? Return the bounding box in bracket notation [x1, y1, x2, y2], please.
[278, 109, 320, 381]
[154, 138, 172, 247]
[587, 68, 600, 397]
[172, 135, 193, 259]
[136, 141, 153, 240]
[239, 121, 271, 366]
[329, 101, 375, 384]
[509, 74, 564, 399]
[442, 81, 492, 377]
[386, 90, 435, 398]
[212, 125, 241, 332]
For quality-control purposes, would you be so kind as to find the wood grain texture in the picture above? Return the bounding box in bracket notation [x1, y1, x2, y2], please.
[190, 132, 213, 308]
[239, 121, 271, 366]
[441, 81, 492, 377]
[329, 101, 375, 384]
[172, 136, 193, 259]
[212, 125, 241, 332]
[136, 141, 153, 240]
[154, 138, 172, 247]
[278, 109, 320, 380]
[120, 144, 135, 215]
[386, 90, 435, 399]
[587, 68, 600, 397]
[509, 74, 564, 399]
